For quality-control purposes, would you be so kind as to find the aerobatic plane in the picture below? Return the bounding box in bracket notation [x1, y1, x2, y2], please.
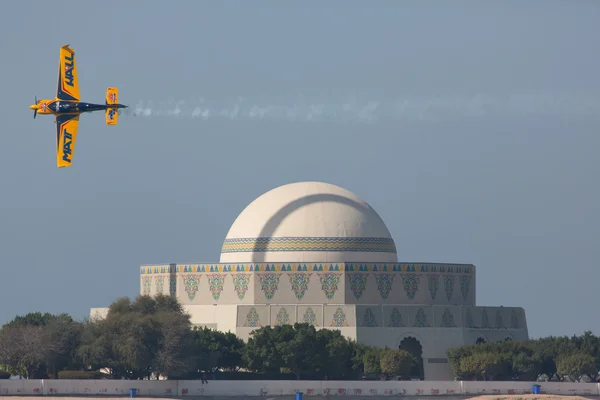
[29, 44, 128, 168]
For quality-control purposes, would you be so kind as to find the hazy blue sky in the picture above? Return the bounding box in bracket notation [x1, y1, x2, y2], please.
[1, 1, 598, 339]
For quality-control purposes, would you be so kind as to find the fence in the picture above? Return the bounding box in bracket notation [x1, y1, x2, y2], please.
[0, 379, 598, 397]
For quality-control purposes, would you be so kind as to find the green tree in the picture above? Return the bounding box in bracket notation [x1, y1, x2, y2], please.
[459, 352, 505, 381]
[44, 315, 84, 378]
[361, 347, 382, 376]
[0, 312, 82, 378]
[244, 323, 322, 379]
[556, 353, 597, 381]
[277, 324, 321, 379]
[191, 327, 245, 374]
[316, 328, 358, 379]
[243, 323, 364, 380]
[243, 326, 284, 375]
[5, 312, 56, 327]
[77, 294, 195, 379]
[379, 348, 415, 379]
[511, 352, 541, 381]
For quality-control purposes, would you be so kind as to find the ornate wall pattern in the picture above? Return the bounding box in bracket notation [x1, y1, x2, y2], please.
[289, 273, 311, 300]
[140, 262, 475, 306]
[428, 275, 440, 300]
[331, 307, 349, 327]
[258, 272, 282, 300]
[375, 273, 395, 300]
[220, 236, 397, 254]
[154, 276, 164, 294]
[362, 308, 378, 327]
[232, 274, 251, 300]
[318, 272, 342, 300]
[142, 277, 151, 295]
[388, 308, 404, 327]
[183, 275, 200, 301]
[275, 307, 291, 326]
[244, 307, 261, 327]
[401, 274, 421, 300]
[207, 274, 226, 301]
[443, 275, 455, 301]
[460, 275, 471, 301]
[347, 273, 368, 300]
[233, 305, 524, 331]
[140, 262, 473, 275]
[440, 308, 456, 328]
[302, 307, 318, 326]
[414, 308, 430, 327]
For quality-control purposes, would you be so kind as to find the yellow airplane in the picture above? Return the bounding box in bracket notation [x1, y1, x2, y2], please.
[29, 44, 128, 168]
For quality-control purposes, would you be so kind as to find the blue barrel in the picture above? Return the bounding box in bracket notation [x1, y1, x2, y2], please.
[296, 392, 303, 400]
[130, 388, 137, 398]
[533, 384, 541, 394]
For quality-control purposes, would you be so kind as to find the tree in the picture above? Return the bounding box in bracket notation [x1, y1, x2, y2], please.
[77, 294, 195, 379]
[243, 323, 364, 380]
[362, 347, 382, 376]
[5, 312, 56, 327]
[277, 324, 321, 380]
[459, 352, 505, 381]
[379, 349, 415, 379]
[244, 323, 322, 380]
[556, 353, 597, 381]
[315, 328, 358, 379]
[243, 326, 285, 375]
[191, 327, 245, 374]
[0, 324, 50, 378]
[511, 352, 541, 381]
[44, 315, 83, 378]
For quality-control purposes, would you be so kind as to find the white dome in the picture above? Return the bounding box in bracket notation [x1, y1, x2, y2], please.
[219, 181, 397, 263]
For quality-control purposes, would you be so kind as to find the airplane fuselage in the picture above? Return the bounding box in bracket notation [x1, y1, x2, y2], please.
[31, 99, 127, 116]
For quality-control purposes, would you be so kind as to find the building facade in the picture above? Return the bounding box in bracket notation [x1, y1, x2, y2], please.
[91, 181, 529, 380]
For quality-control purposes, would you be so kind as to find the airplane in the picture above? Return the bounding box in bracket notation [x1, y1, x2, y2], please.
[29, 44, 128, 168]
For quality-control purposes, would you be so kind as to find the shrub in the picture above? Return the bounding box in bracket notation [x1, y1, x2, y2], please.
[58, 370, 107, 379]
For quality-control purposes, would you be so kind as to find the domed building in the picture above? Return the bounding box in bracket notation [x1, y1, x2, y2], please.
[90, 181, 529, 380]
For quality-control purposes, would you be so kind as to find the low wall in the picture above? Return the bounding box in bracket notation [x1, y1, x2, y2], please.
[0, 380, 598, 397]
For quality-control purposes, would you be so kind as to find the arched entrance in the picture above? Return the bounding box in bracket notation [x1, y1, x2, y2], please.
[399, 336, 424, 380]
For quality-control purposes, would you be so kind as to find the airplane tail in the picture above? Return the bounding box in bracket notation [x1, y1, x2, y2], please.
[105, 87, 119, 125]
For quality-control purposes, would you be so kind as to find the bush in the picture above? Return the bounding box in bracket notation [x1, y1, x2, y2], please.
[212, 370, 297, 380]
[58, 370, 107, 379]
[0, 370, 10, 379]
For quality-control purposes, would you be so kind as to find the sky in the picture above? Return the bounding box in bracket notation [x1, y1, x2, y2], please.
[1, 1, 599, 339]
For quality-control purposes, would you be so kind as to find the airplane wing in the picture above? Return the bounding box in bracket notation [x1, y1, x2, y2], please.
[56, 44, 80, 101]
[56, 114, 80, 168]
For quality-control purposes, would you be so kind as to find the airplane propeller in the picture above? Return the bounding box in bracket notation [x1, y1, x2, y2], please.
[32, 95, 37, 119]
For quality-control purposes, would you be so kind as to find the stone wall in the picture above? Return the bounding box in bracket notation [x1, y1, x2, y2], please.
[0, 379, 598, 397]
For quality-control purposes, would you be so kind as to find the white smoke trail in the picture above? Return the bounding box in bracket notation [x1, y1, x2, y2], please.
[126, 92, 600, 123]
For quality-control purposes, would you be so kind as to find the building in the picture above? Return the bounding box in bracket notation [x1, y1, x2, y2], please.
[90, 181, 529, 380]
